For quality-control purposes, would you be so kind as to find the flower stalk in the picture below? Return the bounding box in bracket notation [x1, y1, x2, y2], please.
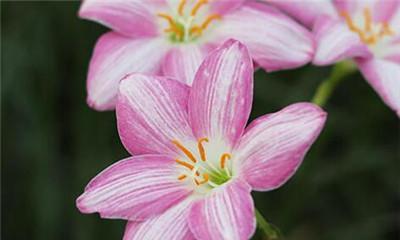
[255, 208, 281, 240]
[311, 61, 357, 107]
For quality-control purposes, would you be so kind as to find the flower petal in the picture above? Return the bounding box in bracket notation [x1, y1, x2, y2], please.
[335, 0, 399, 22]
[86, 32, 168, 111]
[215, 3, 314, 71]
[162, 44, 210, 85]
[313, 16, 372, 65]
[79, 0, 164, 37]
[116, 74, 194, 156]
[210, 0, 246, 14]
[188, 180, 255, 240]
[123, 199, 195, 240]
[235, 103, 327, 191]
[357, 58, 400, 117]
[188, 39, 253, 147]
[76, 155, 191, 220]
[267, 0, 337, 28]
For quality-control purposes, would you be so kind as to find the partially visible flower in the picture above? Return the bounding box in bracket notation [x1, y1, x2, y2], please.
[76, 40, 326, 240]
[268, 0, 400, 116]
[79, 0, 314, 111]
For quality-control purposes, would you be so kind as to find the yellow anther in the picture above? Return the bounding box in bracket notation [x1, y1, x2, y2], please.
[220, 153, 231, 169]
[197, 138, 209, 161]
[201, 14, 221, 29]
[178, 0, 187, 16]
[175, 159, 194, 170]
[172, 140, 198, 163]
[178, 174, 187, 180]
[191, 0, 208, 16]
[363, 8, 372, 32]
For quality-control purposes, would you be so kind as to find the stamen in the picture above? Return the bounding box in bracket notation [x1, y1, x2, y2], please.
[201, 14, 221, 30]
[197, 173, 209, 185]
[158, 13, 184, 40]
[380, 22, 394, 36]
[363, 8, 372, 32]
[178, 174, 187, 180]
[172, 140, 198, 163]
[175, 159, 194, 170]
[197, 138, 209, 161]
[220, 153, 231, 169]
[191, 0, 208, 16]
[178, 0, 187, 16]
[340, 11, 359, 32]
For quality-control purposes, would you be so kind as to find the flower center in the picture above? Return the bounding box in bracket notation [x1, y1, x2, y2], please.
[157, 0, 221, 42]
[341, 8, 394, 45]
[173, 138, 232, 189]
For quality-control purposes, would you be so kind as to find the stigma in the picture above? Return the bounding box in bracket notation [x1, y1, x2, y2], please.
[173, 138, 232, 189]
[157, 0, 221, 42]
[341, 8, 394, 45]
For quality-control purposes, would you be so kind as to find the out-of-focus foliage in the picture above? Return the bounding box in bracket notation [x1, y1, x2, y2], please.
[2, 2, 399, 240]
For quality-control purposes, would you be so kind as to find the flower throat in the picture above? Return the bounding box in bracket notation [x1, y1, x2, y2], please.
[173, 138, 232, 189]
[157, 0, 220, 43]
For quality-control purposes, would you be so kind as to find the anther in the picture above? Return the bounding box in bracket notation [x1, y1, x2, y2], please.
[363, 8, 372, 32]
[178, 174, 187, 180]
[175, 159, 194, 170]
[197, 138, 209, 161]
[178, 0, 187, 16]
[191, 0, 208, 16]
[172, 140, 198, 163]
[220, 153, 231, 169]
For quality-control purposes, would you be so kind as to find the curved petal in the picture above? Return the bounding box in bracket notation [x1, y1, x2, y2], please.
[188, 180, 255, 240]
[267, 0, 338, 28]
[79, 0, 165, 37]
[313, 16, 372, 65]
[123, 199, 195, 240]
[162, 44, 210, 85]
[86, 32, 168, 111]
[188, 39, 253, 148]
[215, 3, 314, 71]
[235, 103, 327, 191]
[76, 155, 191, 221]
[357, 58, 400, 117]
[116, 74, 194, 156]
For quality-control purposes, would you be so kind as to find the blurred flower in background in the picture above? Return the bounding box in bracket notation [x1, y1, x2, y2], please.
[79, 0, 314, 110]
[268, 0, 400, 116]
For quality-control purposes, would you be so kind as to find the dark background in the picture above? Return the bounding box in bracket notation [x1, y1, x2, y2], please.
[2, 2, 399, 240]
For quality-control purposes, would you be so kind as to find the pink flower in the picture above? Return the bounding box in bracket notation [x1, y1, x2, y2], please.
[76, 40, 326, 240]
[268, 0, 400, 116]
[79, 0, 314, 111]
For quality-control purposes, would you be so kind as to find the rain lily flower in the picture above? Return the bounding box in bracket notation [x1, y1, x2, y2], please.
[268, 0, 400, 116]
[79, 0, 314, 110]
[76, 40, 326, 239]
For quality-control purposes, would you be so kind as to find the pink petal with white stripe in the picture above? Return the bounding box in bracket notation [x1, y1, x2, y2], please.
[116, 74, 194, 156]
[79, 0, 165, 37]
[123, 199, 195, 240]
[162, 44, 210, 85]
[313, 16, 372, 65]
[209, 0, 246, 14]
[188, 180, 255, 240]
[86, 32, 168, 111]
[235, 103, 327, 191]
[215, 3, 314, 71]
[357, 58, 400, 117]
[76, 155, 191, 221]
[188, 39, 253, 148]
[268, 0, 337, 28]
[334, 0, 399, 22]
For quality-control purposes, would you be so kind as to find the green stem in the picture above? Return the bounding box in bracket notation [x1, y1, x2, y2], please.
[255, 208, 281, 240]
[311, 61, 357, 107]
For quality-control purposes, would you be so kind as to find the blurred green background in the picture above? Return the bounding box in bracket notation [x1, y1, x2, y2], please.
[2, 2, 399, 240]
